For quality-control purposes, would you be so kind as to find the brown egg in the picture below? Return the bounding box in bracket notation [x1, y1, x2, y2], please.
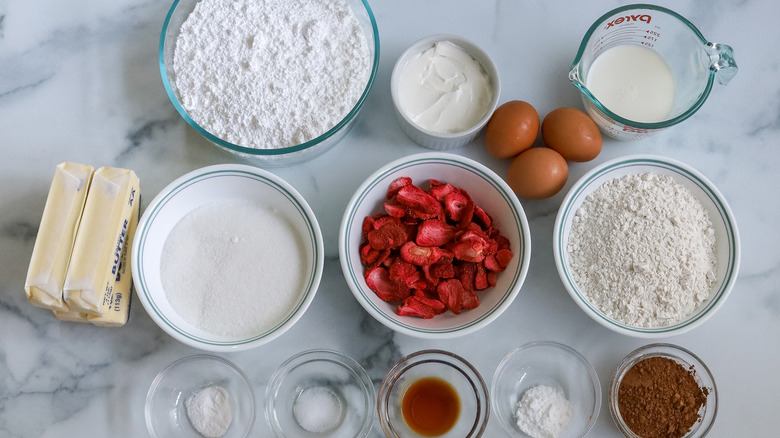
[541, 107, 602, 162]
[485, 100, 540, 159]
[506, 148, 568, 199]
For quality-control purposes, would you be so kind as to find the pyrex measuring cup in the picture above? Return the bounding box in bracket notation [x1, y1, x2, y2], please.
[569, 4, 737, 140]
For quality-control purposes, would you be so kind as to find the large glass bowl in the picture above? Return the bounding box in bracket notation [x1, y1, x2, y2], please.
[159, 0, 380, 166]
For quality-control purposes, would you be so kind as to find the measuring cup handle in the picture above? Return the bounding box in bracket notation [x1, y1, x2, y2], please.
[705, 42, 738, 85]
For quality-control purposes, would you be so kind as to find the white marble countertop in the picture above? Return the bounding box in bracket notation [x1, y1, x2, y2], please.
[2, 0, 778, 437]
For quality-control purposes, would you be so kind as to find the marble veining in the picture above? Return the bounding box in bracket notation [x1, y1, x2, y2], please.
[1, 0, 779, 437]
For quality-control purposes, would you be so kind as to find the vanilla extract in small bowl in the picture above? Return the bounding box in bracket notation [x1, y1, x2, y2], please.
[402, 377, 461, 436]
[378, 349, 489, 438]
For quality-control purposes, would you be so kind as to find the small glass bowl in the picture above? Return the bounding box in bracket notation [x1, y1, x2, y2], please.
[145, 355, 256, 438]
[378, 349, 489, 438]
[491, 341, 601, 438]
[610, 343, 718, 438]
[159, 0, 380, 166]
[265, 349, 376, 437]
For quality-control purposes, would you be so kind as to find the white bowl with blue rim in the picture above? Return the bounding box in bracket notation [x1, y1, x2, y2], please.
[553, 155, 740, 338]
[338, 152, 531, 339]
[132, 164, 324, 351]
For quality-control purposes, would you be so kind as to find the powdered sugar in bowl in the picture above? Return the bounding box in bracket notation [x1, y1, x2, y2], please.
[132, 164, 324, 352]
[159, 0, 380, 166]
[553, 155, 740, 338]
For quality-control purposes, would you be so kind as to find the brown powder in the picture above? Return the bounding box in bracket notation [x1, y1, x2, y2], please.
[617, 356, 708, 438]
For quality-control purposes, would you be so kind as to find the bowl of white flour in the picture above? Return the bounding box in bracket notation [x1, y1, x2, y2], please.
[553, 155, 740, 338]
[159, 0, 379, 165]
[132, 164, 324, 351]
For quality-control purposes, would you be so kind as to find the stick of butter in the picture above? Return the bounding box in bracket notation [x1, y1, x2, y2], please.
[89, 191, 140, 327]
[25, 162, 95, 312]
[64, 166, 140, 316]
[53, 308, 91, 323]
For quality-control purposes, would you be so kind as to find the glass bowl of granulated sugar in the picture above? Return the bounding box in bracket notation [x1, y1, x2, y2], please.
[265, 349, 376, 438]
[159, 0, 380, 166]
[132, 164, 324, 352]
[553, 154, 740, 338]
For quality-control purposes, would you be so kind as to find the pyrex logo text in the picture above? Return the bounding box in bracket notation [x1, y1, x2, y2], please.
[605, 14, 651, 28]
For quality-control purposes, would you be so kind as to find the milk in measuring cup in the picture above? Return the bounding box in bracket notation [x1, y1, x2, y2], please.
[585, 45, 675, 123]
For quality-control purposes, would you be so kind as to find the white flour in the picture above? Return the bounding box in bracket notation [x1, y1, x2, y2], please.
[567, 173, 717, 327]
[173, 0, 371, 149]
[161, 200, 306, 337]
[514, 385, 573, 438]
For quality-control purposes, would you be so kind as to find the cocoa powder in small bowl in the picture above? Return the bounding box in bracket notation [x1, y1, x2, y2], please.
[609, 344, 717, 438]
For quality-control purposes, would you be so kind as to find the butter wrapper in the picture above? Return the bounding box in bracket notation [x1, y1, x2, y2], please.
[89, 192, 140, 327]
[64, 167, 140, 316]
[25, 162, 95, 312]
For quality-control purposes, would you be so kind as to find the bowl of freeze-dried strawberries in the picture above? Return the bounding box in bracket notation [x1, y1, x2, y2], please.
[339, 152, 531, 339]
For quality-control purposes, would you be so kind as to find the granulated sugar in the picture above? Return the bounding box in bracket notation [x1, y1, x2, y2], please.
[173, 0, 371, 149]
[161, 200, 306, 337]
[567, 173, 717, 327]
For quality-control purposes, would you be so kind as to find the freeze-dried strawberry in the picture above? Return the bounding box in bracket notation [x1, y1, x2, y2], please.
[396, 185, 442, 219]
[430, 257, 455, 280]
[387, 176, 412, 199]
[487, 271, 498, 288]
[484, 254, 502, 272]
[362, 216, 374, 237]
[400, 241, 447, 266]
[473, 205, 492, 228]
[416, 294, 447, 314]
[372, 214, 400, 230]
[444, 191, 472, 223]
[494, 234, 511, 250]
[389, 259, 422, 288]
[475, 263, 489, 290]
[384, 202, 406, 218]
[366, 267, 410, 302]
[456, 262, 477, 292]
[449, 239, 486, 263]
[450, 228, 497, 263]
[367, 219, 408, 250]
[428, 181, 457, 202]
[416, 219, 455, 247]
[397, 295, 444, 319]
[437, 279, 464, 314]
[460, 287, 480, 310]
[496, 248, 514, 268]
[360, 244, 391, 270]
